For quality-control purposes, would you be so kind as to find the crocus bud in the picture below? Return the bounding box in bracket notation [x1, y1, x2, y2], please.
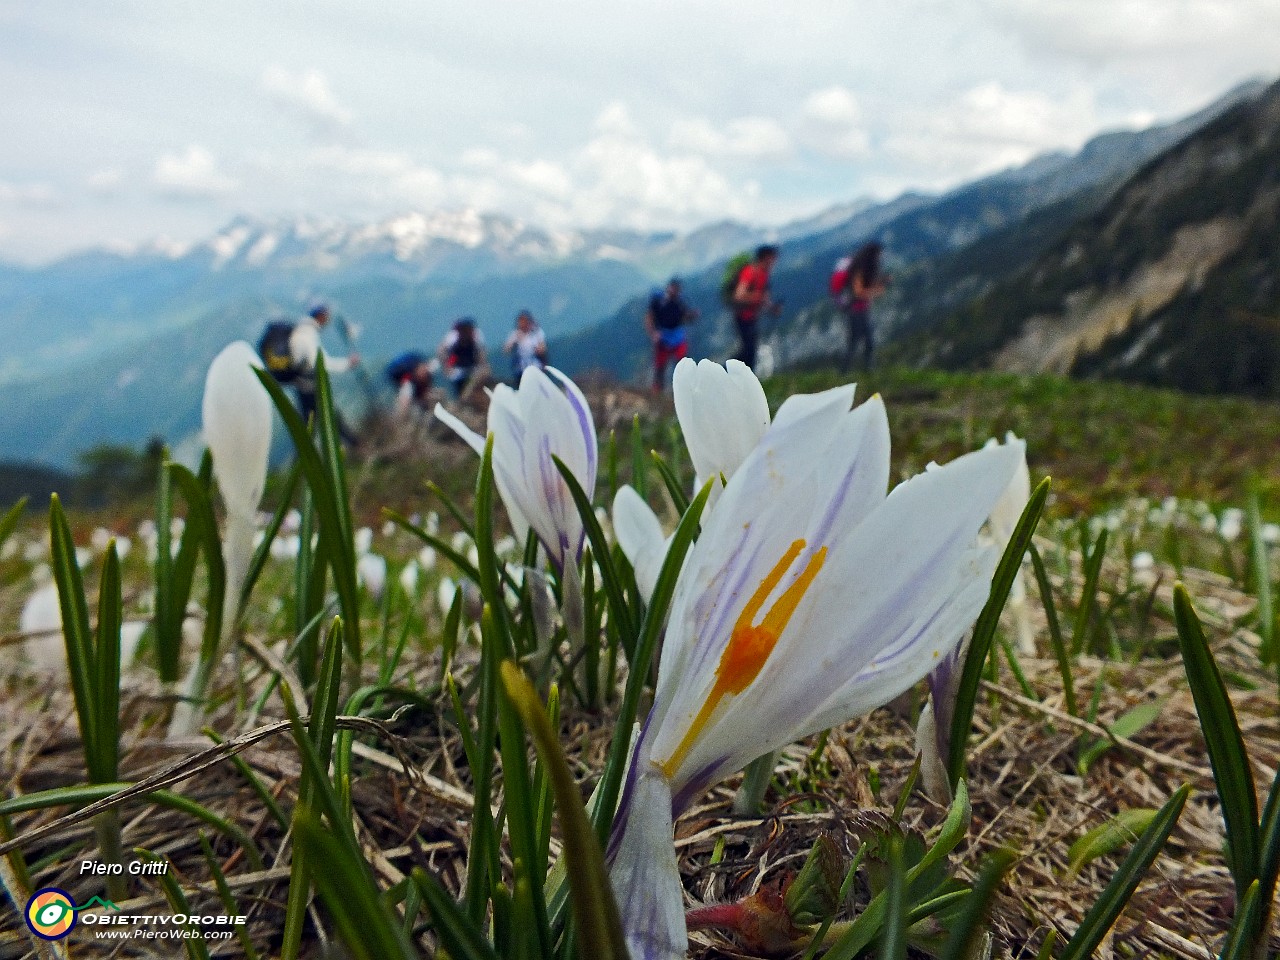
[203, 341, 272, 523]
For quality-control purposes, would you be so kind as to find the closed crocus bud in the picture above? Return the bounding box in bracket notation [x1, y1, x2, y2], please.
[355, 527, 374, 556]
[204, 342, 272, 523]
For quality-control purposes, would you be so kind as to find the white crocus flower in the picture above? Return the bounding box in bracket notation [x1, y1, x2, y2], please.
[607, 386, 1022, 960]
[437, 576, 458, 615]
[673, 358, 770, 502]
[357, 552, 387, 599]
[173, 341, 271, 736]
[417, 545, 438, 571]
[435, 366, 597, 573]
[354, 526, 374, 556]
[613, 359, 770, 601]
[203, 341, 272, 610]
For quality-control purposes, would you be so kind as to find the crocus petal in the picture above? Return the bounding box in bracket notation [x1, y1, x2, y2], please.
[673, 358, 770, 496]
[613, 486, 670, 601]
[985, 432, 1030, 551]
[203, 342, 272, 522]
[651, 429, 1021, 802]
[608, 767, 687, 960]
[433, 403, 486, 456]
[437, 368, 594, 570]
[914, 700, 951, 802]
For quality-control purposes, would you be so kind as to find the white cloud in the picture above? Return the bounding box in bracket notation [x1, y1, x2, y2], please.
[881, 81, 1101, 189]
[153, 146, 237, 198]
[87, 168, 123, 194]
[262, 65, 353, 131]
[0, 180, 56, 205]
[983, 0, 1280, 63]
[668, 116, 792, 159]
[800, 86, 871, 159]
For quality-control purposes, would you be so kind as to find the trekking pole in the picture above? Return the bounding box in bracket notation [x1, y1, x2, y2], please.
[334, 314, 380, 405]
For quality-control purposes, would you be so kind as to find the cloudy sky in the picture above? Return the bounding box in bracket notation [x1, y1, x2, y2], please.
[1, 0, 1277, 264]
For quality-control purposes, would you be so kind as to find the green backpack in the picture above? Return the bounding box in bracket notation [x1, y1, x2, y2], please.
[719, 251, 752, 307]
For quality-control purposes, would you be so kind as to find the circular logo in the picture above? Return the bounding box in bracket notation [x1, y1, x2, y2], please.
[26, 888, 77, 940]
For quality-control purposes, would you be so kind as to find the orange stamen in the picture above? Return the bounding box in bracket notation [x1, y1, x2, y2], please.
[660, 539, 826, 776]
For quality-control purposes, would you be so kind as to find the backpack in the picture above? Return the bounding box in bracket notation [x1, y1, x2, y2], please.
[719, 251, 752, 306]
[829, 256, 853, 298]
[257, 320, 298, 383]
[386, 350, 427, 387]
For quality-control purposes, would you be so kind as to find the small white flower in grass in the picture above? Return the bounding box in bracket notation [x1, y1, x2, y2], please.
[381, 519, 397, 538]
[436, 366, 597, 573]
[355, 527, 374, 556]
[1132, 551, 1155, 572]
[22, 538, 46, 563]
[437, 576, 458, 614]
[1220, 508, 1244, 543]
[75, 547, 92, 569]
[1201, 513, 1219, 535]
[399, 559, 421, 598]
[271, 535, 300, 560]
[495, 535, 518, 558]
[417, 545, 437, 571]
[357, 552, 387, 599]
[0, 540, 15, 561]
[170, 517, 186, 540]
[613, 486, 671, 602]
[90, 527, 112, 553]
[607, 386, 1021, 960]
[282, 509, 302, 533]
[425, 511, 440, 535]
[1264, 523, 1280, 545]
[115, 536, 131, 561]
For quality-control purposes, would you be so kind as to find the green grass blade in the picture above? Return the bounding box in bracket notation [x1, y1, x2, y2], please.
[1247, 491, 1276, 666]
[169, 464, 227, 680]
[240, 459, 301, 613]
[94, 542, 122, 782]
[947, 477, 1049, 785]
[1174, 583, 1260, 898]
[137, 849, 210, 960]
[938, 850, 1015, 960]
[492, 618, 551, 955]
[651, 450, 690, 514]
[293, 812, 419, 960]
[553, 454, 638, 645]
[630, 414, 648, 498]
[1070, 528, 1108, 656]
[878, 834, 907, 960]
[49, 494, 99, 771]
[253, 365, 361, 664]
[1252, 765, 1280, 951]
[0, 496, 27, 552]
[502, 662, 629, 960]
[1030, 542, 1076, 716]
[591, 478, 713, 850]
[198, 833, 261, 960]
[414, 868, 501, 960]
[1058, 783, 1189, 960]
[1218, 881, 1262, 960]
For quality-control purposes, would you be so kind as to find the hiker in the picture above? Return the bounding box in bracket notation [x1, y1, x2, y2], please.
[838, 242, 888, 371]
[731, 245, 781, 371]
[645, 277, 699, 393]
[258, 301, 361, 442]
[437, 317, 488, 400]
[386, 350, 438, 415]
[503, 309, 548, 383]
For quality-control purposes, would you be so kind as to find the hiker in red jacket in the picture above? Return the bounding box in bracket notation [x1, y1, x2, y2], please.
[731, 245, 780, 371]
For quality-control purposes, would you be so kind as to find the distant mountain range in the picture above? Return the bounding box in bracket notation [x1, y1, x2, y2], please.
[890, 79, 1280, 400]
[0, 77, 1271, 474]
[553, 78, 1269, 383]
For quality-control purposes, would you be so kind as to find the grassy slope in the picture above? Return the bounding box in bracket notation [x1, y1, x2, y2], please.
[762, 367, 1280, 516]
